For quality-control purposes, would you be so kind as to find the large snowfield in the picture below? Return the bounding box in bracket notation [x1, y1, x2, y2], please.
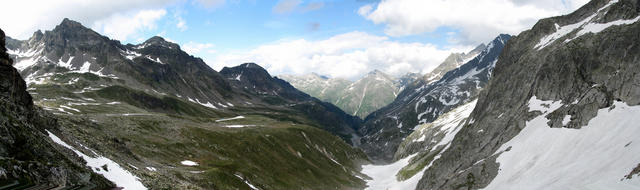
[485, 97, 640, 189]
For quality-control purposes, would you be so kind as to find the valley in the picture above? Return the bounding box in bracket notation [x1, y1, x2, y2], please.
[2, 0, 640, 189]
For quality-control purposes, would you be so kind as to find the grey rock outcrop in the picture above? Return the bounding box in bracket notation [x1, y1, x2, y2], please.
[416, 0, 640, 189]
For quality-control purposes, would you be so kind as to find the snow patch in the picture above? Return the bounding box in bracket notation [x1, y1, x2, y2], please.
[224, 125, 256, 128]
[46, 130, 147, 189]
[535, 0, 626, 50]
[361, 154, 423, 190]
[216, 116, 245, 122]
[181, 160, 199, 166]
[562, 115, 571, 126]
[235, 174, 260, 190]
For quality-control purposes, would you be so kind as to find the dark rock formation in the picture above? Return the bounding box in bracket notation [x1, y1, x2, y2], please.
[0, 28, 113, 189]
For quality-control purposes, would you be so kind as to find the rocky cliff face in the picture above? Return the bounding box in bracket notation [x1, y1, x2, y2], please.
[358, 34, 511, 163]
[0, 28, 113, 189]
[415, 0, 640, 189]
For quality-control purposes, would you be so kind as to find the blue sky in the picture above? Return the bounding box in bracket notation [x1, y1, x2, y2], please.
[149, 0, 454, 53]
[1, 0, 588, 79]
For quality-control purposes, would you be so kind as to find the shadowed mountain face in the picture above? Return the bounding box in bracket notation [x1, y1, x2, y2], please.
[357, 34, 511, 163]
[8, 18, 233, 106]
[411, 0, 640, 189]
[220, 63, 363, 142]
[0, 28, 113, 189]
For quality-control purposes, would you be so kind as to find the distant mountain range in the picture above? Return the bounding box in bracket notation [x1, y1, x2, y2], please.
[279, 70, 417, 119]
[279, 44, 484, 119]
[357, 34, 511, 163]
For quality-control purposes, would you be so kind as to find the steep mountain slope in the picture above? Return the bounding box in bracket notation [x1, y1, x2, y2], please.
[7, 19, 233, 107]
[358, 34, 511, 163]
[4, 19, 370, 189]
[396, 72, 422, 91]
[220, 63, 362, 142]
[7, 18, 361, 143]
[414, 0, 640, 189]
[340, 70, 403, 118]
[280, 70, 408, 119]
[0, 28, 113, 189]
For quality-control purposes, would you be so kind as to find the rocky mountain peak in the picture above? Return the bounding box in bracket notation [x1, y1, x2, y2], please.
[239, 62, 264, 69]
[139, 36, 180, 50]
[220, 63, 274, 84]
[469, 43, 487, 54]
[50, 18, 102, 39]
[363, 69, 393, 81]
[57, 18, 85, 30]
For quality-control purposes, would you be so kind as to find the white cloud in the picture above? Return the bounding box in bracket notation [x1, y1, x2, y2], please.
[211, 31, 471, 79]
[92, 9, 167, 41]
[175, 12, 188, 31]
[273, 0, 302, 14]
[0, 0, 175, 40]
[359, 0, 589, 44]
[182, 42, 215, 54]
[177, 19, 188, 31]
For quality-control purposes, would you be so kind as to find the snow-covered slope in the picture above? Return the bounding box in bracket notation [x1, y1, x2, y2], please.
[361, 100, 477, 190]
[484, 99, 640, 189]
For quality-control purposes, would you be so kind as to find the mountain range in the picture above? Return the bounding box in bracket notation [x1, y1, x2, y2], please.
[279, 44, 484, 120]
[279, 70, 417, 119]
[2, 0, 640, 189]
[1, 19, 368, 189]
[358, 34, 511, 163]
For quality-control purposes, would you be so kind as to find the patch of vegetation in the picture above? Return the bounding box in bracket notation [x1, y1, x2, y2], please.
[93, 85, 226, 118]
[396, 146, 445, 181]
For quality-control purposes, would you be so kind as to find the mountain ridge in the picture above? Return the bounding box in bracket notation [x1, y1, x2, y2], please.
[358, 34, 511, 163]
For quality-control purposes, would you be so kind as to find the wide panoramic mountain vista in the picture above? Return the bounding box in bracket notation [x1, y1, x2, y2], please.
[1, 0, 640, 189]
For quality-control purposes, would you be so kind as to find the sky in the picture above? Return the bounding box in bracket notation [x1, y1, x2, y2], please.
[0, 0, 589, 80]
